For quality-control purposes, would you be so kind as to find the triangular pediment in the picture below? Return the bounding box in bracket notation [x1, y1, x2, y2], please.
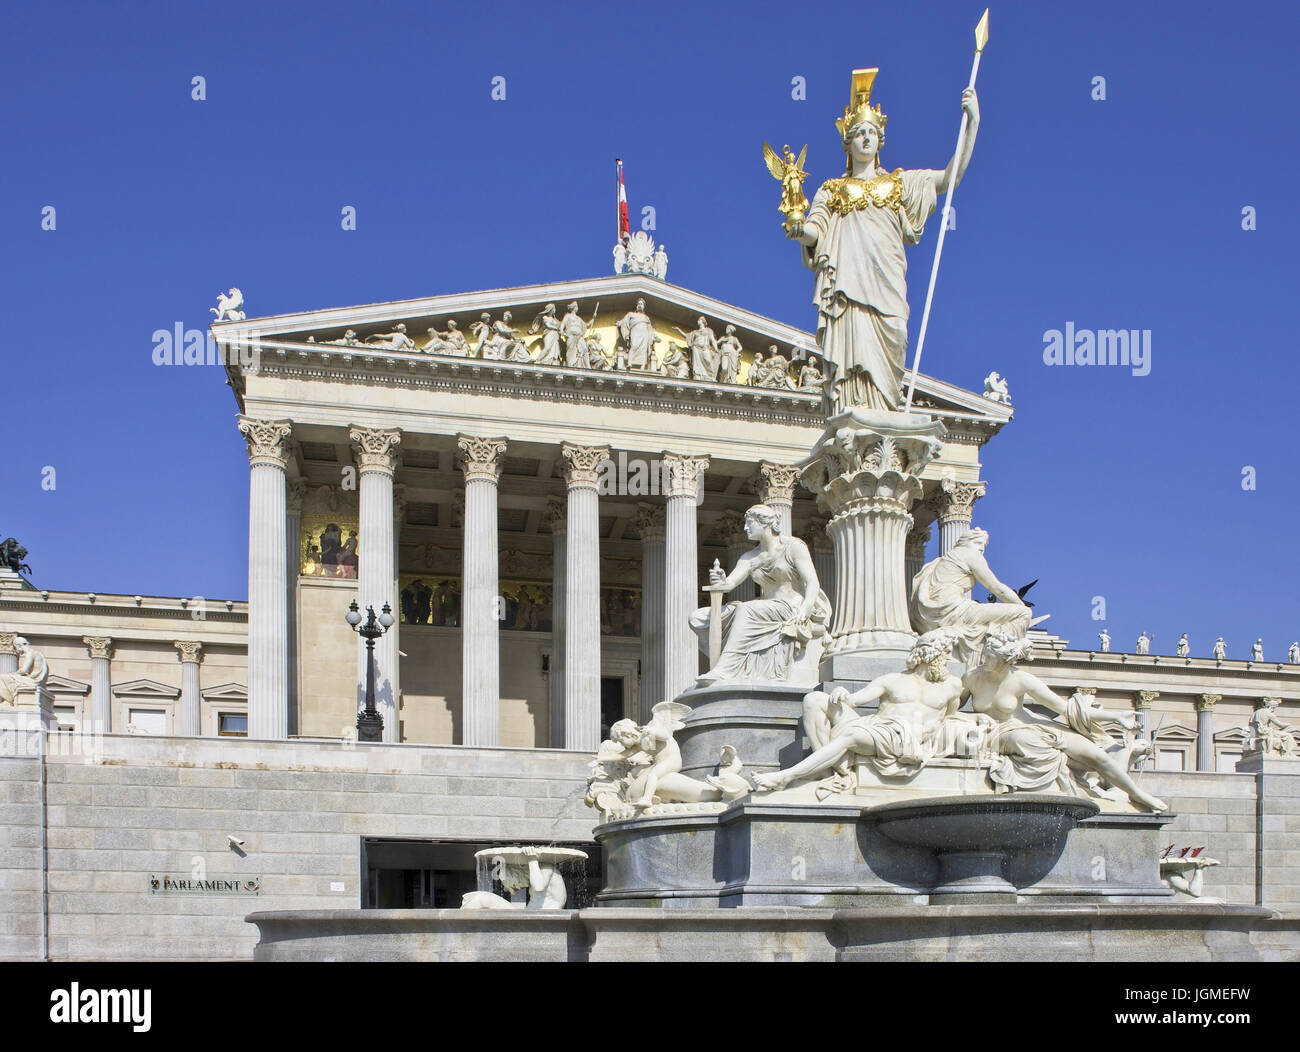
[1152, 722, 1198, 742]
[45, 674, 90, 695]
[111, 678, 180, 699]
[200, 682, 248, 701]
[214, 274, 1009, 426]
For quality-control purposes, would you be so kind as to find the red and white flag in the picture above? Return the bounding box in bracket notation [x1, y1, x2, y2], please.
[616, 159, 630, 241]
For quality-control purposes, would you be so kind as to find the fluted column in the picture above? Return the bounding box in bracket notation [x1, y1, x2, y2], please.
[1133, 690, 1158, 770]
[561, 443, 610, 751]
[634, 503, 667, 722]
[713, 509, 755, 601]
[457, 436, 508, 746]
[0, 632, 18, 675]
[800, 518, 835, 599]
[238, 416, 292, 740]
[174, 640, 203, 736]
[350, 426, 402, 743]
[82, 636, 113, 731]
[543, 497, 567, 747]
[755, 462, 799, 537]
[1196, 694, 1221, 772]
[663, 453, 709, 700]
[937, 479, 986, 554]
[904, 525, 932, 598]
[285, 478, 306, 737]
[392, 482, 407, 738]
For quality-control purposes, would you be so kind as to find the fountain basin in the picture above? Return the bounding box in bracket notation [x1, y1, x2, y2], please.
[866, 794, 1100, 898]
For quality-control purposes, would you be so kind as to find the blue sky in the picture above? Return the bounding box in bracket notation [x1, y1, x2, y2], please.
[2, 0, 1296, 658]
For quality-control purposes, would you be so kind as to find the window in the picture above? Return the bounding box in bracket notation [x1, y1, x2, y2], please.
[1156, 748, 1187, 772]
[218, 713, 248, 737]
[127, 709, 166, 735]
[53, 706, 78, 732]
[1215, 750, 1241, 773]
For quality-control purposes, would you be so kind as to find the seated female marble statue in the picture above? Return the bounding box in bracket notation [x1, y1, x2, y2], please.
[963, 632, 1166, 812]
[690, 504, 830, 685]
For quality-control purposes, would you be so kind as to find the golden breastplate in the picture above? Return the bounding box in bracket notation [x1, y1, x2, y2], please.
[823, 170, 903, 215]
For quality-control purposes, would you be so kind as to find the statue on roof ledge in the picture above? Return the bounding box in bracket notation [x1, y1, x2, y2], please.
[613, 230, 666, 279]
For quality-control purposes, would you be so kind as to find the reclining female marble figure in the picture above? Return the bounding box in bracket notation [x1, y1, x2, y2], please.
[690, 504, 830, 684]
[586, 702, 750, 813]
[963, 632, 1167, 813]
[752, 630, 965, 792]
[909, 528, 1034, 664]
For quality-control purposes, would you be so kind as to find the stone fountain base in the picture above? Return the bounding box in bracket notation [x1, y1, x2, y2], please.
[247, 903, 1297, 961]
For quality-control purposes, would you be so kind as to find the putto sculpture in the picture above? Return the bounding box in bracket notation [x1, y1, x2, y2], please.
[585, 702, 750, 819]
[690, 504, 830, 686]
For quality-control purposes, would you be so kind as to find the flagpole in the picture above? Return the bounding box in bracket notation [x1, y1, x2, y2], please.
[903, 9, 989, 413]
[615, 158, 622, 245]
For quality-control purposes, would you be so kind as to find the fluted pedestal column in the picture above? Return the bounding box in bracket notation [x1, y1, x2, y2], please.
[755, 462, 799, 537]
[802, 410, 946, 683]
[1196, 694, 1221, 772]
[239, 417, 292, 740]
[457, 436, 507, 746]
[82, 636, 113, 731]
[351, 426, 402, 743]
[663, 454, 709, 701]
[937, 479, 986, 554]
[713, 509, 754, 601]
[174, 640, 203, 736]
[634, 503, 666, 723]
[0, 633, 18, 675]
[543, 498, 567, 747]
[562, 443, 610, 751]
[800, 518, 835, 600]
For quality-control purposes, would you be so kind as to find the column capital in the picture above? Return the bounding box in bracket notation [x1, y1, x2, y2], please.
[632, 502, 666, 543]
[0, 632, 18, 656]
[1074, 687, 1097, 697]
[286, 477, 308, 514]
[662, 453, 709, 499]
[82, 636, 114, 660]
[543, 496, 568, 535]
[350, 426, 402, 476]
[238, 416, 293, 470]
[754, 462, 800, 507]
[1196, 693, 1222, 712]
[1133, 690, 1160, 710]
[712, 508, 748, 547]
[904, 524, 932, 559]
[560, 443, 612, 490]
[937, 478, 987, 524]
[174, 640, 203, 664]
[456, 435, 508, 483]
[1257, 696, 1282, 709]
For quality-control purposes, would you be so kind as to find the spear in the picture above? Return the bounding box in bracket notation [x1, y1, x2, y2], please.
[903, 8, 989, 413]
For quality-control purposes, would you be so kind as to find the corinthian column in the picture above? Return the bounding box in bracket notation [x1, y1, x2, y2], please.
[286, 478, 306, 736]
[713, 509, 754, 601]
[634, 503, 666, 722]
[82, 636, 113, 731]
[174, 640, 203, 736]
[754, 462, 800, 537]
[457, 435, 508, 746]
[350, 426, 402, 743]
[543, 497, 567, 747]
[1132, 690, 1158, 770]
[937, 479, 986, 554]
[561, 443, 610, 751]
[238, 416, 292, 739]
[1196, 694, 1221, 772]
[0, 633, 18, 675]
[800, 518, 835, 599]
[662, 453, 709, 700]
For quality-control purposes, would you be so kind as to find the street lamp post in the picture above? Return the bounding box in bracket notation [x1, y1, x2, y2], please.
[347, 599, 394, 743]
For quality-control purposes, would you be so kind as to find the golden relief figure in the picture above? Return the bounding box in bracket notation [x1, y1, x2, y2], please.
[762, 142, 809, 232]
